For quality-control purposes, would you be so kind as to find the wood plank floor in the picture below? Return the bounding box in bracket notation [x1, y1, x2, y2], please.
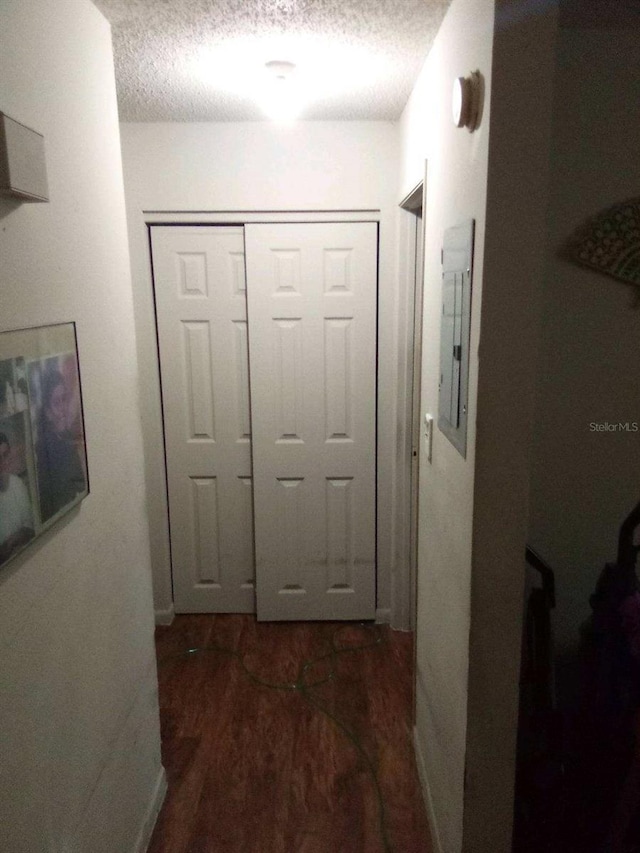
[148, 615, 432, 853]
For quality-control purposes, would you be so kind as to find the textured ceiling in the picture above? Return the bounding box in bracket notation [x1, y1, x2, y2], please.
[93, 0, 451, 122]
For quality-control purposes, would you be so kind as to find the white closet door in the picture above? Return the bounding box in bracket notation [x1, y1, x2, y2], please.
[245, 222, 377, 621]
[150, 226, 255, 613]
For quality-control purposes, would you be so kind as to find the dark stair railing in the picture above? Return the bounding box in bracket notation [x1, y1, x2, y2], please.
[513, 546, 559, 852]
[617, 498, 640, 569]
[525, 545, 556, 609]
[516, 501, 640, 853]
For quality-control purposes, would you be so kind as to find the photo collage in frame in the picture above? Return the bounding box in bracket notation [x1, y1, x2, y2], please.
[0, 323, 88, 569]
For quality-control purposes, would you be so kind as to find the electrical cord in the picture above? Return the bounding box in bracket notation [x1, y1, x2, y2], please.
[159, 623, 393, 852]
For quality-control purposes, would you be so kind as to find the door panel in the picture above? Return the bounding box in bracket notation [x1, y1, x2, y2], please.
[151, 226, 254, 612]
[245, 222, 377, 621]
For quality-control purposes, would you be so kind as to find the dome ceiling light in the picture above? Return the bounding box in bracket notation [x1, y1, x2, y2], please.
[261, 59, 301, 122]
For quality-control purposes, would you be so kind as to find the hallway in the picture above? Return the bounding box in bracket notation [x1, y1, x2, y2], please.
[148, 615, 432, 852]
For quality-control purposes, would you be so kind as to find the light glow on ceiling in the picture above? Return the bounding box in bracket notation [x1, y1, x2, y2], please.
[191, 34, 392, 120]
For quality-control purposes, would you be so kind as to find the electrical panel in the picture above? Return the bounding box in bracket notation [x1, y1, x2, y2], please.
[438, 220, 474, 457]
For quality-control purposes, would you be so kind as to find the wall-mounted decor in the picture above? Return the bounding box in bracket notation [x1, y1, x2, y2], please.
[565, 198, 640, 289]
[0, 322, 88, 570]
[0, 112, 49, 202]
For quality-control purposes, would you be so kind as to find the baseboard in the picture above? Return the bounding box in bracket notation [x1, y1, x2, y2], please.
[375, 607, 391, 624]
[154, 605, 175, 626]
[135, 766, 167, 853]
[413, 726, 443, 853]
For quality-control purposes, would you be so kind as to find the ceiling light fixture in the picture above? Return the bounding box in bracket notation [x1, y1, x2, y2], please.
[192, 37, 390, 120]
[261, 60, 302, 122]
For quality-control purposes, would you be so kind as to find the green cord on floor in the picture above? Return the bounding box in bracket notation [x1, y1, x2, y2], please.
[159, 624, 393, 853]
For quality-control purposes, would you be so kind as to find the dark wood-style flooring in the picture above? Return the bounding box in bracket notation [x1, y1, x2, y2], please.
[148, 614, 432, 853]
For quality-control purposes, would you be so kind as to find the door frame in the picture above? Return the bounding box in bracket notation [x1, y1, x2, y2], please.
[146, 210, 383, 619]
[395, 177, 426, 632]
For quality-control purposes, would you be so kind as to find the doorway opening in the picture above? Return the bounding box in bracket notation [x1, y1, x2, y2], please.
[399, 180, 425, 635]
[144, 208, 431, 849]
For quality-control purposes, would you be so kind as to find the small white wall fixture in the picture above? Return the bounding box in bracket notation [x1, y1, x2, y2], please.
[0, 112, 49, 202]
[451, 71, 483, 132]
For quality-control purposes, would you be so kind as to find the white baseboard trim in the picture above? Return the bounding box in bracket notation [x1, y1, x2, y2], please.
[135, 766, 167, 853]
[375, 607, 391, 624]
[154, 605, 175, 626]
[413, 726, 443, 853]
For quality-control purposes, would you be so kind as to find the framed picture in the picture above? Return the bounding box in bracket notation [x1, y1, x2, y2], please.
[0, 322, 88, 569]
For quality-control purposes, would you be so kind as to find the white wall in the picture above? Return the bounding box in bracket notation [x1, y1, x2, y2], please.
[399, 0, 493, 847]
[400, 0, 559, 850]
[119, 121, 402, 623]
[0, 1, 164, 851]
[529, 25, 640, 658]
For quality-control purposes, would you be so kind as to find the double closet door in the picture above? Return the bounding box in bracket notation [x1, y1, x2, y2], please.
[150, 222, 377, 621]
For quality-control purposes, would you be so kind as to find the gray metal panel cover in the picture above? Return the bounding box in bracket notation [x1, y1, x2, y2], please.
[438, 220, 474, 457]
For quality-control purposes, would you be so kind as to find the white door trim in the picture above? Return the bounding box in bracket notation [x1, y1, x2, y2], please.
[144, 209, 385, 621]
[393, 177, 426, 632]
[145, 210, 380, 225]
[134, 205, 413, 628]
